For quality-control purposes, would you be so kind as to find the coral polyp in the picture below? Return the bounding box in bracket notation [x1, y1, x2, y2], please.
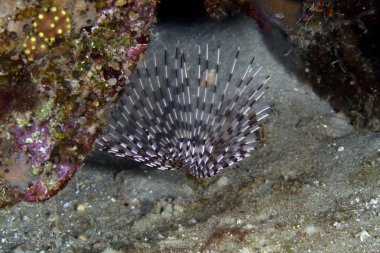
[22, 35, 49, 62]
[32, 7, 71, 45]
[21, 6, 71, 62]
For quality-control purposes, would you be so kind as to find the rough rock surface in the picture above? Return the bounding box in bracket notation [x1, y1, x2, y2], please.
[205, 0, 380, 131]
[0, 0, 157, 207]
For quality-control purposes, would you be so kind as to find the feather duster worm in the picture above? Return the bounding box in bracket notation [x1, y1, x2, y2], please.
[97, 45, 271, 178]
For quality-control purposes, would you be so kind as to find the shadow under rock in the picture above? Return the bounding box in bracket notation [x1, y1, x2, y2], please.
[85, 150, 189, 184]
[84, 150, 142, 175]
[157, 0, 208, 22]
[260, 27, 304, 78]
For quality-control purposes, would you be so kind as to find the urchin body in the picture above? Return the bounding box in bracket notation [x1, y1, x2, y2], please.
[97, 44, 271, 178]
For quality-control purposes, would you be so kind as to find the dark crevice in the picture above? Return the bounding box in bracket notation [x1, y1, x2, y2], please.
[157, 0, 208, 22]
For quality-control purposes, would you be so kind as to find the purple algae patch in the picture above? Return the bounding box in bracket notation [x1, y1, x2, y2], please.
[13, 123, 53, 167]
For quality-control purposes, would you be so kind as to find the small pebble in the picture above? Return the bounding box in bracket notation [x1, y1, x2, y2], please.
[216, 176, 229, 188]
[369, 199, 378, 205]
[304, 224, 319, 235]
[63, 202, 71, 209]
[356, 230, 371, 242]
[337, 146, 344, 152]
[76, 203, 86, 212]
[101, 248, 122, 253]
[79, 234, 87, 241]
[107, 78, 117, 86]
[333, 221, 342, 229]
[243, 224, 254, 230]
[188, 218, 197, 225]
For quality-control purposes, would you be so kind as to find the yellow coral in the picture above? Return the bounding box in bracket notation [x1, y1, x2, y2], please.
[22, 6, 71, 62]
[22, 35, 49, 62]
[32, 6, 71, 45]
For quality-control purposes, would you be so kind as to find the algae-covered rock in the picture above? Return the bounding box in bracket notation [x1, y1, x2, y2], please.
[0, 0, 157, 208]
[205, 0, 379, 130]
[292, 0, 380, 130]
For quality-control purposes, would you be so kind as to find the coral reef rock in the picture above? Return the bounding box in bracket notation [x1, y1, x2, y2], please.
[0, 0, 157, 208]
[205, 0, 379, 130]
